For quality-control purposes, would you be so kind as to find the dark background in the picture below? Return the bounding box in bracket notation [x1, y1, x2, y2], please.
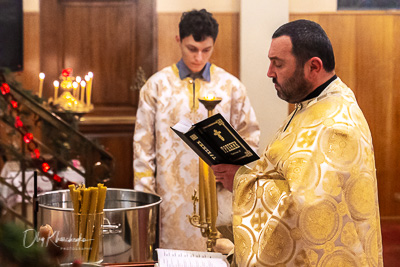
[0, 0, 23, 71]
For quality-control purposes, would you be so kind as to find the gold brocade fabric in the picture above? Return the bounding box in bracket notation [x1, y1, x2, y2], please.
[133, 63, 260, 251]
[232, 78, 383, 266]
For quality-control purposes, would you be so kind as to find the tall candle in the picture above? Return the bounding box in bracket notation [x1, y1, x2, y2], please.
[80, 80, 86, 103]
[199, 160, 207, 225]
[53, 80, 59, 101]
[209, 170, 218, 233]
[72, 81, 79, 98]
[85, 75, 91, 106]
[38, 73, 45, 98]
[75, 76, 82, 101]
[86, 72, 93, 106]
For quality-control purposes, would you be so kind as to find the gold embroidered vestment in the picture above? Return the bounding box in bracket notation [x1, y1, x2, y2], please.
[232, 78, 383, 266]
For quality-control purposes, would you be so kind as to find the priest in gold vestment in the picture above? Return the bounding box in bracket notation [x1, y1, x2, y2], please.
[212, 20, 383, 266]
[133, 9, 260, 251]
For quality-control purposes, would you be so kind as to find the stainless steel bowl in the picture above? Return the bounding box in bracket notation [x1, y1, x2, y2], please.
[38, 188, 162, 264]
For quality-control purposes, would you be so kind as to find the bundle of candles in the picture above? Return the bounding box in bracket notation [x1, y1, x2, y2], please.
[38, 68, 94, 113]
[68, 183, 107, 263]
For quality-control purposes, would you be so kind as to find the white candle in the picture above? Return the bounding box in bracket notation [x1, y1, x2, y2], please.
[53, 80, 59, 101]
[38, 73, 45, 98]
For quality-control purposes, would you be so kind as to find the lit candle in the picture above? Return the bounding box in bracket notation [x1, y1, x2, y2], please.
[86, 72, 93, 106]
[80, 80, 86, 103]
[72, 81, 78, 98]
[53, 80, 59, 101]
[75, 76, 81, 101]
[205, 93, 215, 100]
[38, 73, 45, 98]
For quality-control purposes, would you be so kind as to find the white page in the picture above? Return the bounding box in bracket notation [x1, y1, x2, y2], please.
[156, 248, 228, 267]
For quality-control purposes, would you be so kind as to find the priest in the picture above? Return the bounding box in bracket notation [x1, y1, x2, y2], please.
[212, 19, 383, 266]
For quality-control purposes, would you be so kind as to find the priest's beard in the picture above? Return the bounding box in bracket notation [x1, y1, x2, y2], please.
[274, 65, 312, 104]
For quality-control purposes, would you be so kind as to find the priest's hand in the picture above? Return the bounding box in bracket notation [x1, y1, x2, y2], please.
[211, 164, 241, 192]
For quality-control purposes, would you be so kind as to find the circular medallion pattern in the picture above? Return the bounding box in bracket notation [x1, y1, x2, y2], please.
[319, 125, 360, 169]
[267, 133, 296, 165]
[262, 180, 290, 214]
[233, 174, 257, 216]
[282, 151, 320, 192]
[344, 172, 376, 220]
[318, 249, 359, 267]
[299, 198, 340, 245]
[257, 218, 295, 265]
[234, 225, 255, 266]
[349, 104, 372, 142]
[365, 227, 380, 267]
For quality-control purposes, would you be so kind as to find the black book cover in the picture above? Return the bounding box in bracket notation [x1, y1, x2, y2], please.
[171, 113, 259, 166]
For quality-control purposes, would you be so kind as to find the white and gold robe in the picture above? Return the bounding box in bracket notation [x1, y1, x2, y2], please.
[232, 78, 383, 266]
[133, 63, 260, 251]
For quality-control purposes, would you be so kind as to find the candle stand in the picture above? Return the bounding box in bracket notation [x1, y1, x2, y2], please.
[188, 97, 222, 252]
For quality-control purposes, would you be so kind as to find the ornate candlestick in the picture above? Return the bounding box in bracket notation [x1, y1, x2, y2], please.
[188, 95, 221, 252]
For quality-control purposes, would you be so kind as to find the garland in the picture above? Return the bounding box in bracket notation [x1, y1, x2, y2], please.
[0, 82, 66, 185]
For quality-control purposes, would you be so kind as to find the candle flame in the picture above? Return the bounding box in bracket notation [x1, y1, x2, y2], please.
[73, 81, 78, 89]
[85, 75, 90, 82]
[39, 73, 45, 80]
[53, 80, 59, 88]
[76, 76, 82, 83]
[81, 81, 86, 87]
[88, 72, 93, 78]
[205, 94, 215, 100]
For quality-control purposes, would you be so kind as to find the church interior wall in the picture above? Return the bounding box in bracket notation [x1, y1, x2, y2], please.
[16, 0, 400, 218]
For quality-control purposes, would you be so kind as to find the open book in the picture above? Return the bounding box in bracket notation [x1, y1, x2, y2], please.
[156, 248, 228, 267]
[171, 113, 259, 166]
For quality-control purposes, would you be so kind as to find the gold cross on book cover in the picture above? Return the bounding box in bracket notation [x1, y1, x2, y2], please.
[171, 113, 259, 166]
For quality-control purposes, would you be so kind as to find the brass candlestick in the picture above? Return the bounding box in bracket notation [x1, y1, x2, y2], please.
[199, 97, 222, 117]
[188, 96, 221, 252]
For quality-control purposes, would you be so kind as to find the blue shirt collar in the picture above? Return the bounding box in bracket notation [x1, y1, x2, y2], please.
[176, 59, 211, 82]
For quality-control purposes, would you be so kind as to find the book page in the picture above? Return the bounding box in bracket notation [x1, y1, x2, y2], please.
[156, 248, 228, 267]
[171, 118, 194, 133]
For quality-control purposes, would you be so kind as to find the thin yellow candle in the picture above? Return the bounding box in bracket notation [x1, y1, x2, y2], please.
[203, 166, 212, 225]
[86, 72, 93, 106]
[38, 73, 45, 98]
[53, 80, 59, 101]
[209, 170, 218, 233]
[72, 81, 78, 98]
[199, 160, 206, 225]
[85, 75, 90, 106]
[75, 76, 82, 101]
[80, 80, 86, 103]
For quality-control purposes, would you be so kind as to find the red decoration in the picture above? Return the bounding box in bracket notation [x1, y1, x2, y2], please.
[1, 83, 10, 95]
[23, 133, 34, 144]
[62, 68, 73, 77]
[10, 100, 18, 108]
[14, 116, 23, 128]
[42, 162, 51, 173]
[31, 148, 41, 159]
[53, 174, 62, 183]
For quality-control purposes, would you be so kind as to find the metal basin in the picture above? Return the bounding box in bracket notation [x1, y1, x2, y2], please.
[38, 188, 161, 264]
